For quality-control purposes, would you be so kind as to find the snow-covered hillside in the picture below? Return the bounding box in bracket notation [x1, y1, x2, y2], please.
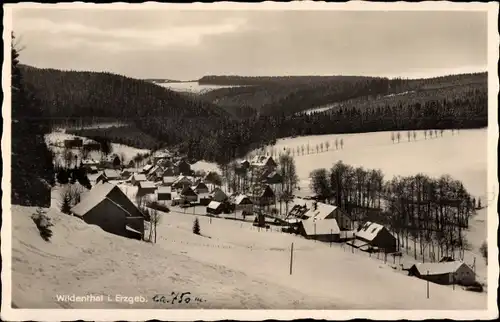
[11, 202, 487, 310]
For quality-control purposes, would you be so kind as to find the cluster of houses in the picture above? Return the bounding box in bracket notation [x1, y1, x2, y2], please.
[68, 150, 478, 289]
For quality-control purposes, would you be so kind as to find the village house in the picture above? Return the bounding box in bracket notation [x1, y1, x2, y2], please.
[172, 175, 193, 190]
[180, 186, 198, 203]
[131, 173, 147, 186]
[153, 150, 172, 163]
[250, 155, 277, 171]
[64, 138, 83, 149]
[230, 194, 253, 212]
[210, 187, 228, 203]
[137, 181, 157, 198]
[70, 183, 145, 240]
[157, 186, 172, 201]
[198, 192, 212, 206]
[298, 218, 341, 243]
[147, 165, 164, 182]
[207, 201, 224, 215]
[347, 221, 397, 253]
[251, 184, 276, 207]
[408, 261, 476, 286]
[101, 154, 121, 169]
[192, 181, 209, 194]
[302, 202, 352, 230]
[162, 167, 175, 177]
[265, 171, 283, 185]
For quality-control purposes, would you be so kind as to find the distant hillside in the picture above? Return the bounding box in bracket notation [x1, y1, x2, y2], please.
[200, 73, 487, 118]
[20, 65, 229, 122]
[23, 65, 487, 165]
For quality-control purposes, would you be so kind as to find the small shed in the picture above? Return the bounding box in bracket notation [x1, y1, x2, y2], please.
[172, 175, 193, 190]
[408, 261, 476, 286]
[103, 169, 120, 181]
[157, 186, 172, 201]
[231, 194, 253, 211]
[207, 201, 224, 215]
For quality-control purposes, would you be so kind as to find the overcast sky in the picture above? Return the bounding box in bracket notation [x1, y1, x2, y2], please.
[12, 8, 488, 80]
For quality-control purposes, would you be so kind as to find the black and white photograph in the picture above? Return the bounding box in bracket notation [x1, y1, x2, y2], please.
[1, 2, 498, 321]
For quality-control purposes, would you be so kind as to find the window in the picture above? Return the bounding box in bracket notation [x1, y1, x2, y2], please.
[371, 227, 377, 234]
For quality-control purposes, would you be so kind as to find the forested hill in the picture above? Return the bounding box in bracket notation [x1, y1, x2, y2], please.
[19, 65, 230, 122]
[200, 73, 487, 118]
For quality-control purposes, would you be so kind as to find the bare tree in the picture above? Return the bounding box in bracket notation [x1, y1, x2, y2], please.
[407, 131, 411, 142]
[335, 138, 339, 150]
[391, 132, 395, 143]
[396, 132, 401, 143]
[413, 131, 417, 141]
[340, 138, 344, 149]
[325, 141, 330, 151]
[150, 209, 162, 243]
[320, 142, 324, 152]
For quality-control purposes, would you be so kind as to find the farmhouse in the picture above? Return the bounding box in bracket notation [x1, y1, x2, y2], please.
[131, 173, 147, 186]
[162, 176, 176, 187]
[408, 261, 476, 286]
[103, 169, 121, 181]
[180, 186, 198, 202]
[153, 150, 172, 163]
[157, 186, 172, 201]
[207, 201, 224, 215]
[347, 221, 397, 253]
[298, 218, 341, 243]
[251, 155, 277, 170]
[70, 183, 145, 239]
[64, 138, 83, 149]
[137, 181, 157, 197]
[210, 187, 228, 203]
[198, 193, 212, 206]
[172, 175, 193, 190]
[230, 194, 253, 211]
[251, 184, 275, 206]
[302, 202, 352, 230]
[192, 181, 209, 194]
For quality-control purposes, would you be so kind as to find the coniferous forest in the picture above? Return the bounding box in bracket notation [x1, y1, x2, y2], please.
[19, 64, 487, 166]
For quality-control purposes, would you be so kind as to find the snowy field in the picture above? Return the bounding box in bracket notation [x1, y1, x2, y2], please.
[154, 81, 245, 94]
[45, 132, 151, 164]
[11, 203, 488, 310]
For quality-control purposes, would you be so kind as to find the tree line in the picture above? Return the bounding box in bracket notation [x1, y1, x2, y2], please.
[310, 162, 481, 262]
[11, 34, 55, 207]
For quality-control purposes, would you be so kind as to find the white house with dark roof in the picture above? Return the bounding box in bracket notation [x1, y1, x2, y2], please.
[409, 261, 476, 286]
[347, 221, 397, 253]
[302, 202, 352, 230]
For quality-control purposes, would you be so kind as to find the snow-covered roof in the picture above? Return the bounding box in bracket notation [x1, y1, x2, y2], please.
[303, 202, 337, 221]
[413, 261, 471, 276]
[233, 194, 252, 205]
[181, 186, 198, 196]
[139, 181, 157, 189]
[103, 169, 120, 179]
[302, 218, 340, 236]
[71, 183, 115, 217]
[163, 176, 176, 184]
[207, 201, 222, 209]
[356, 222, 390, 242]
[142, 164, 154, 172]
[210, 188, 228, 201]
[132, 173, 147, 181]
[157, 186, 172, 194]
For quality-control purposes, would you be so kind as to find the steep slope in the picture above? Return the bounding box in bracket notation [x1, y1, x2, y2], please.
[11, 205, 487, 309]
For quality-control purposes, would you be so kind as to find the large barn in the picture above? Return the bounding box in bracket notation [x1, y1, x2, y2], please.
[408, 261, 476, 286]
[302, 202, 352, 230]
[298, 218, 341, 243]
[70, 183, 145, 239]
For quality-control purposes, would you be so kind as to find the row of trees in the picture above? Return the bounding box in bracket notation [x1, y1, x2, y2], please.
[390, 129, 460, 143]
[251, 139, 346, 159]
[310, 162, 480, 261]
[218, 152, 299, 217]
